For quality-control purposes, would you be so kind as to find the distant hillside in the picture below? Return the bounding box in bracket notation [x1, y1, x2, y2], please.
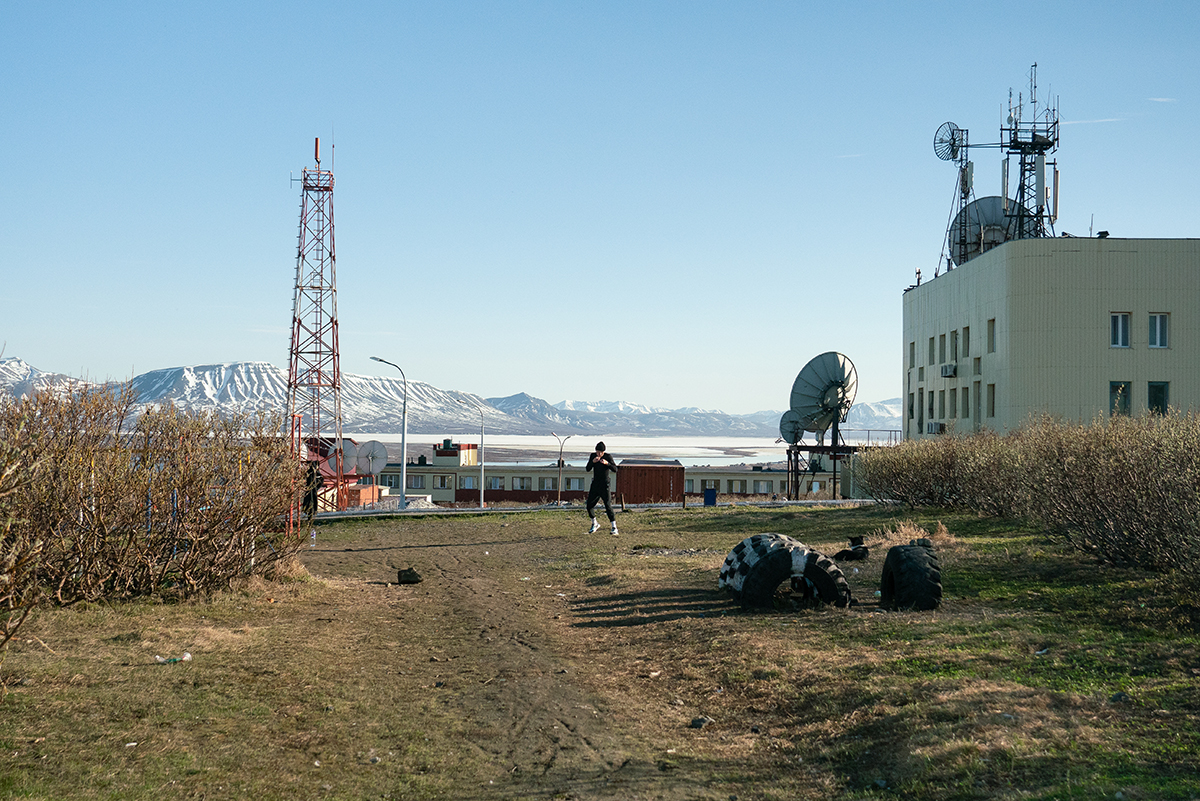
[1, 357, 901, 437]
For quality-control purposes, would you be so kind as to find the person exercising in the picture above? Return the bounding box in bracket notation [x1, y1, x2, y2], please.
[585, 441, 619, 535]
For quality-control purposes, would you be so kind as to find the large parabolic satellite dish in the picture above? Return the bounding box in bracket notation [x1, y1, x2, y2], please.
[788, 352, 858, 436]
[949, 195, 1034, 267]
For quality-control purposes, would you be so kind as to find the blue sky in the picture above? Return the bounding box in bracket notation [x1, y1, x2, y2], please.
[2, 1, 1195, 413]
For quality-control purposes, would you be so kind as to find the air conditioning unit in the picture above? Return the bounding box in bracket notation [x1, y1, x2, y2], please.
[940, 363, 957, 378]
[926, 422, 946, 435]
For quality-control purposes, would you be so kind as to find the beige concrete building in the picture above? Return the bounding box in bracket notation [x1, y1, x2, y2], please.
[903, 237, 1200, 439]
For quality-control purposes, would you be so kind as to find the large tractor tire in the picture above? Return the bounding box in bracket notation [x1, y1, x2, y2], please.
[719, 533, 852, 609]
[879, 539, 942, 611]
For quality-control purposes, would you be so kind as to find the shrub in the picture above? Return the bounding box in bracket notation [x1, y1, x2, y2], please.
[0, 424, 41, 648]
[1019, 413, 1200, 576]
[851, 413, 1200, 578]
[1, 385, 304, 603]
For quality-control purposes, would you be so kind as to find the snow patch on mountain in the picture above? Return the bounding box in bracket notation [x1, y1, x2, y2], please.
[555, 399, 674, 415]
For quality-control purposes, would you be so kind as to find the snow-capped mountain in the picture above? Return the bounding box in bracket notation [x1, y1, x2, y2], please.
[0, 357, 82, 397]
[126, 362, 544, 434]
[844, 397, 903, 430]
[1, 358, 902, 437]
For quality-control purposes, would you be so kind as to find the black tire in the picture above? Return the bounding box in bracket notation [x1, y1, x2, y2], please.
[718, 533, 852, 609]
[880, 543, 942, 611]
[795, 552, 853, 608]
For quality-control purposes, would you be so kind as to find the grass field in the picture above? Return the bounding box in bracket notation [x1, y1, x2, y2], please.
[2, 504, 1198, 800]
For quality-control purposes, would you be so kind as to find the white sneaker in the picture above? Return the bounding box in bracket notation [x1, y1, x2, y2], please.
[588, 519, 600, 533]
[611, 525, 619, 536]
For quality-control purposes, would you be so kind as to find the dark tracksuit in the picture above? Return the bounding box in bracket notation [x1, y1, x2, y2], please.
[585, 453, 618, 522]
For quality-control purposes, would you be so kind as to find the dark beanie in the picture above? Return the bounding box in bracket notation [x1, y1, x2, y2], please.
[595, 441, 606, 451]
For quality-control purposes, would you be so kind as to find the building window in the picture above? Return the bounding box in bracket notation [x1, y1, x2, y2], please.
[973, 356, 982, 376]
[962, 326, 970, 358]
[961, 387, 970, 419]
[908, 393, 915, 420]
[938, 390, 946, 419]
[1109, 381, 1131, 417]
[1149, 314, 1169, 348]
[753, 480, 772, 494]
[939, 334, 946, 364]
[928, 390, 935, 421]
[1148, 382, 1169, 415]
[728, 480, 747, 494]
[909, 341, 916, 369]
[987, 318, 996, 353]
[406, 474, 425, 489]
[539, 477, 557, 491]
[512, 477, 532, 490]
[685, 479, 694, 493]
[565, 477, 584, 490]
[460, 475, 477, 490]
[432, 475, 451, 490]
[948, 388, 958, 418]
[1110, 313, 1131, 348]
[487, 476, 504, 490]
[918, 366, 924, 381]
[986, 384, 996, 418]
[928, 337, 935, 365]
[701, 479, 719, 491]
[917, 388, 924, 429]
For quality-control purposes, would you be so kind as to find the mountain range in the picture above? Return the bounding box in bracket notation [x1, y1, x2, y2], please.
[0, 357, 901, 437]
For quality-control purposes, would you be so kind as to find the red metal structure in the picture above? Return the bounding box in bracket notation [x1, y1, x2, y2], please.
[286, 138, 346, 511]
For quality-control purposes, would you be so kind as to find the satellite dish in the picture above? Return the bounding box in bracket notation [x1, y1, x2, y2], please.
[779, 410, 805, 445]
[355, 440, 389, 476]
[335, 439, 358, 474]
[948, 195, 1033, 266]
[789, 352, 858, 435]
[933, 121, 961, 161]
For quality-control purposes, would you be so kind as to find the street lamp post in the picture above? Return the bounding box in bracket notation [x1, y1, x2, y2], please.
[369, 356, 407, 510]
[457, 398, 485, 509]
[551, 431, 572, 506]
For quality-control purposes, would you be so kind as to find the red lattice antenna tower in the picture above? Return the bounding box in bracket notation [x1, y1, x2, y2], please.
[287, 137, 346, 511]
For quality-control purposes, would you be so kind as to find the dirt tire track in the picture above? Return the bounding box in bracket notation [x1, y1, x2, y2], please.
[301, 521, 704, 799]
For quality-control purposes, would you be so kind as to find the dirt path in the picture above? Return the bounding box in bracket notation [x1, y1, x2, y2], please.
[300, 518, 727, 800]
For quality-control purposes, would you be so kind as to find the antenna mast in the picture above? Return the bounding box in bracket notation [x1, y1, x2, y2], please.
[1001, 63, 1059, 239]
[286, 136, 346, 511]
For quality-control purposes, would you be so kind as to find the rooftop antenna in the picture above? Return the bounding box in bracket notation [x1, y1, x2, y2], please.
[928, 65, 1061, 273]
[1000, 63, 1059, 241]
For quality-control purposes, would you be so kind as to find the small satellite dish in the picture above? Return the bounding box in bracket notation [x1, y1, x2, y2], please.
[355, 440, 389, 476]
[779, 409, 805, 445]
[934, 121, 961, 161]
[335, 439, 358, 474]
[789, 352, 858, 435]
[948, 195, 1033, 266]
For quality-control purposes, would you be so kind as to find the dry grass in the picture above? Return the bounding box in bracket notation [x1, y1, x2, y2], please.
[2, 505, 1198, 800]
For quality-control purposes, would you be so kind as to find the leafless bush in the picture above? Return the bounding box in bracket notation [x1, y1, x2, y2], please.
[0, 424, 41, 648]
[851, 437, 966, 508]
[1, 385, 303, 603]
[1018, 413, 1200, 575]
[852, 414, 1200, 577]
